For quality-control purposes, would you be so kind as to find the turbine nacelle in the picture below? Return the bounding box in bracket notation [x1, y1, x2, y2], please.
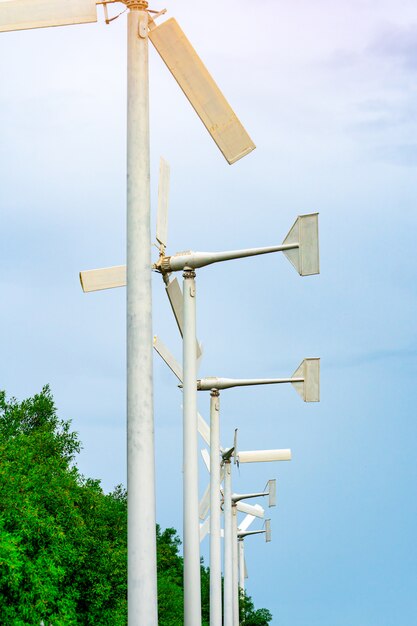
[154, 213, 319, 274]
[79, 213, 320, 291]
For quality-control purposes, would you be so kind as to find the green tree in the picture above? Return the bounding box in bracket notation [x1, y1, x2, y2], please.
[0, 387, 272, 625]
[240, 589, 273, 625]
[0, 386, 127, 625]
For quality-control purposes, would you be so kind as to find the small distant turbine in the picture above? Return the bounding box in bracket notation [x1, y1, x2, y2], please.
[222, 437, 289, 626]
[238, 518, 272, 593]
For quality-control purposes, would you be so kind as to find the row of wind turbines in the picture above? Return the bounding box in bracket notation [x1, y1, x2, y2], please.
[0, 1, 320, 622]
[80, 159, 320, 626]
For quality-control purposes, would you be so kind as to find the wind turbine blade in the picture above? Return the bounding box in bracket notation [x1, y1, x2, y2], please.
[196, 341, 204, 373]
[165, 277, 202, 359]
[165, 276, 184, 334]
[201, 448, 210, 473]
[238, 449, 292, 463]
[153, 336, 183, 382]
[0, 0, 97, 33]
[153, 337, 210, 444]
[200, 516, 210, 542]
[79, 265, 126, 293]
[198, 413, 210, 447]
[238, 514, 256, 532]
[199, 465, 225, 519]
[156, 157, 170, 249]
[149, 18, 255, 165]
[236, 502, 264, 518]
[199, 483, 210, 520]
[197, 412, 224, 451]
[233, 428, 238, 464]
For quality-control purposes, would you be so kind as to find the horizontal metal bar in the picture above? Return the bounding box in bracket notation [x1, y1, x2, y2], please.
[232, 492, 267, 503]
[165, 243, 299, 272]
[196, 377, 303, 391]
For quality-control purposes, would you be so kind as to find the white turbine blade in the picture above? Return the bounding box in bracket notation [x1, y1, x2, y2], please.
[198, 415, 225, 450]
[153, 336, 210, 444]
[0, 0, 97, 33]
[199, 465, 225, 519]
[196, 341, 204, 373]
[165, 277, 202, 359]
[200, 517, 210, 542]
[291, 357, 320, 402]
[199, 483, 210, 520]
[233, 428, 238, 464]
[236, 502, 264, 518]
[238, 514, 256, 532]
[156, 157, 170, 249]
[201, 448, 210, 473]
[153, 336, 183, 382]
[149, 18, 255, 165]
[198, 413, 210, 447]
[80, 265, 126, 293]
[165, 276, 184, 334]
[238, 449, 292, 463]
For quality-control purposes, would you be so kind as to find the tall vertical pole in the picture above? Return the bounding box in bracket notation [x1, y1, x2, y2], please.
[126, 4, 158, 625]
[183, 268, 202, 626]
[210, 389, 222, 626]
[232, 504, 239, 626]
[238, 539, 245, 593]
[224, 460, 233, 626]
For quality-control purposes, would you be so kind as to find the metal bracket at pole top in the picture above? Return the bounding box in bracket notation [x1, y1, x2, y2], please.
[122, 0, 149, 8]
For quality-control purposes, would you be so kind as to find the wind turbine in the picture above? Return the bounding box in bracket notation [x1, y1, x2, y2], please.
[1, 2, 257, 624]
[221, 439, 290, 626]
[200, 443, 278, 626]
[197, 361, 319, 626]
[202, 487, 273, 626]
[238, 518, 272, 594]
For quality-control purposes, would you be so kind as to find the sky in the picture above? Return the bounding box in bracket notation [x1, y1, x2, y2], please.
[1, 0, 417, 624]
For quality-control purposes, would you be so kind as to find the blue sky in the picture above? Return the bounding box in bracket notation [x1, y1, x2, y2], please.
[1, 1, 417, 624]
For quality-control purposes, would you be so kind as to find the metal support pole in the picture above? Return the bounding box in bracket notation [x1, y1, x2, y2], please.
[238, 539, 245, 593]
[210, 389, 222, 626]
[127, 2, 158, 626]
[224, 460, 233, 626]
[232, 504, 239, 626]
[126, 5, 158, 626]
[183, 268, 202, 626]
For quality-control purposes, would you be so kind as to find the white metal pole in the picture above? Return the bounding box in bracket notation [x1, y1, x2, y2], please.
[238, 539, 245, 593]
[210, 389, 222, 626]
[126, 5, 158, 626]
[224, 461, 233, 626]
[232, 505, 239, 626]
[183, 268, 202, 626]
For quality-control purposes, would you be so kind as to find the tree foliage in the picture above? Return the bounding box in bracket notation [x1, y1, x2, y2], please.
[239, 590, 273, 626]
[0, 387, 272, 624]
